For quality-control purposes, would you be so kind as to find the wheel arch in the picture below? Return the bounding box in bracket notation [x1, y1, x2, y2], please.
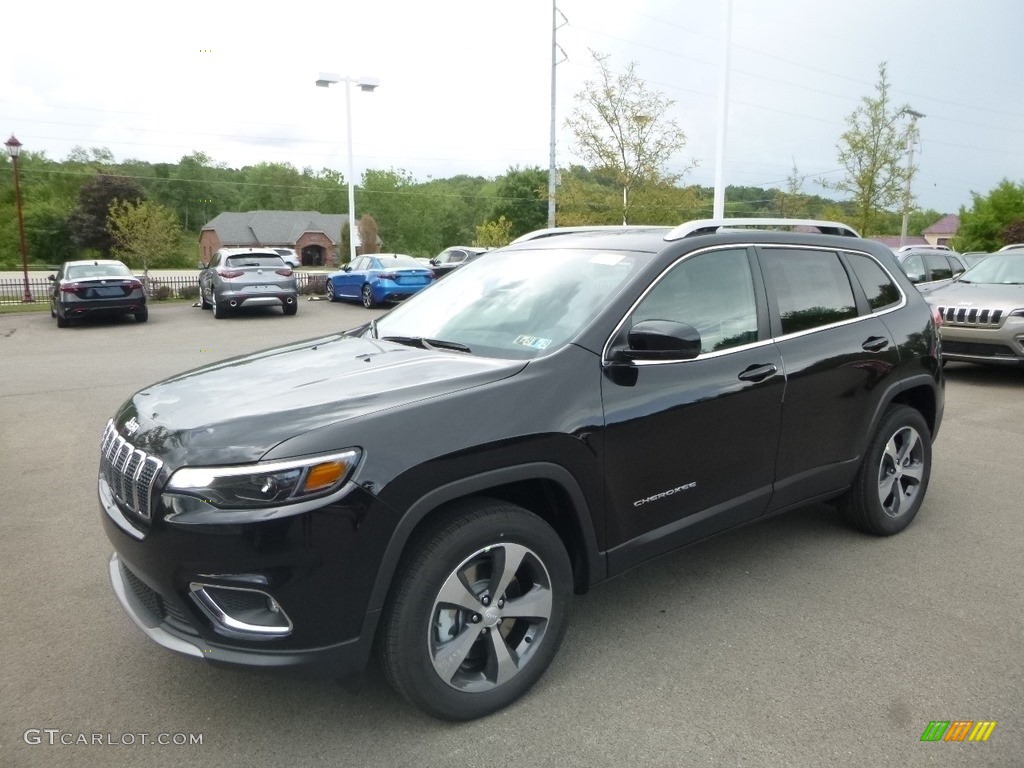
[367, 463, 605, 615]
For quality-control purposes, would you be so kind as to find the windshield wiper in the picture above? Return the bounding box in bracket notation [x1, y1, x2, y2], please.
[382, 336, 472, 353]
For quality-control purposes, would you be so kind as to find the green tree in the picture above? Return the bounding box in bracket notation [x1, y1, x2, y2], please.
[107, 199, 183, 277]
[820, 63, 913, 236]
[490, 167, 548, 238]
[238, 162, 305, 210]
[566, 50, 691, 224]
[67, 173, 146, 254]
[952, 179, 1024, 251]
[474, 216, 513, 248]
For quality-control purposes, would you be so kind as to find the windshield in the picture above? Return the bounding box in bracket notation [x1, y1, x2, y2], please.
[959, 253, 1024, 284]
[373, 248, 644, 359]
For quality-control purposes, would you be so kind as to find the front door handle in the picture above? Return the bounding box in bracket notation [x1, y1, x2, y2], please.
[738, 363, 778, 383]
[862, 336, 890, 352]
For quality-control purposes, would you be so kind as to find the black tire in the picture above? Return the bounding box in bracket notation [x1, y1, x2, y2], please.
[50, 304, 56, 318]
[326, 280, 336, 302]
[838, 405, 932, 535]
[212, 294, 227, 319]
[361, 284, 376, 309]
[135, 308, 148, 323]
[200, 287, 211, 310]
[379, 499, 572, 720]
[56, 311, 69, 328]
[283, 302, 297, 316]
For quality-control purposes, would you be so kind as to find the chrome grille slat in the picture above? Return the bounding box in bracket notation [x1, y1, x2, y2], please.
[937, 305, 1004, 328]
[99, 420, 162, 520]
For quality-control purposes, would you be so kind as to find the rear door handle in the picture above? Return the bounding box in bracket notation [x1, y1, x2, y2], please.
[862, 336, 890, 352]
[738, 363, 778, 382]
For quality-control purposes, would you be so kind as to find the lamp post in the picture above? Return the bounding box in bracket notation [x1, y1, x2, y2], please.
[5, 135, 33, 302]
[899, 109, 925, 248]
[315, 73, 380, 265]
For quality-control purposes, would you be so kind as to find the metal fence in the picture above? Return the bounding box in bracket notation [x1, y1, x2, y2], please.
[0, 273, 330, 306]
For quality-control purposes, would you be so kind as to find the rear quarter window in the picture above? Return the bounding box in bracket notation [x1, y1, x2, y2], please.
[845, 253, 902, 311]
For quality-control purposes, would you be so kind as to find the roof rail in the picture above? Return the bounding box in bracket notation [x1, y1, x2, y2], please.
[664, 218, 861, 241]
[510, 225, 671, 245]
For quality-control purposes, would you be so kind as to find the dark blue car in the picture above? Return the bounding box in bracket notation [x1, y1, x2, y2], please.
[326, 254, 435, 308]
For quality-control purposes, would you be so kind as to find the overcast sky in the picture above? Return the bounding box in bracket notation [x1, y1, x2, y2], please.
[2, 0, 1022, 216]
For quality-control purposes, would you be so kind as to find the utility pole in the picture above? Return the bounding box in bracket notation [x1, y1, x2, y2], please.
[547, 2, 567, 228]
[899, 109, 924, 248]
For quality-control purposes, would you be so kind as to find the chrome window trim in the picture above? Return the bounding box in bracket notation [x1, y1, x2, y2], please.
[601, 243, 908, 367]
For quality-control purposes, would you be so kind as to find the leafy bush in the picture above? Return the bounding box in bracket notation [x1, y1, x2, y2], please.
[151, 284, 173, 301]
[177, 284, 199, 300]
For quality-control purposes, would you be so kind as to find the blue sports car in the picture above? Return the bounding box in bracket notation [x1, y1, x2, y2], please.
[326, 253, 435, 308]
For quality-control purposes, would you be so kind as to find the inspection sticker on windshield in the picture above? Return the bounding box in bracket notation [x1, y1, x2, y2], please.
[589, 253, 625, 266]
[514, 335, 552, 350]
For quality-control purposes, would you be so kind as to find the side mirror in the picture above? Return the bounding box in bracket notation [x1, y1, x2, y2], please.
[197, 262, 207, 270]
[608, 320, 702, 363]
[343, 265, 352, 273]
[48, 274, 56, 281]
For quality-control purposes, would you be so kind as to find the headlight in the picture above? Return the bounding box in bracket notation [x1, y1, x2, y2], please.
[1009, 309, 1024, 318]
[165, 450, 361, 510]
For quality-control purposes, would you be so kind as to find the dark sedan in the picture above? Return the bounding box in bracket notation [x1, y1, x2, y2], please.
[49, 260, 147, 328]
[429, 246, 489, 279]
[326, 253, 434, 308]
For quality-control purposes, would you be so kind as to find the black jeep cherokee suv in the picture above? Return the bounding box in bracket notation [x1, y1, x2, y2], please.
[100, 218, 944, 720]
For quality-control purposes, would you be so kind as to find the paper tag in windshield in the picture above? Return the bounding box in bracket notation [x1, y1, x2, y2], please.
[514, 335, 552, 350]
[590, 253, 624, 266]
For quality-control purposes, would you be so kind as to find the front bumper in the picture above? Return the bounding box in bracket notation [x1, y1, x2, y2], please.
[100, 474, 396, 679]
[939, 322, 1024, 365]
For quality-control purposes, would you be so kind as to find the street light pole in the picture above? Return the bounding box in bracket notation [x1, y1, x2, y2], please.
[316, 73, 380, 265]
[5, 135, 33, 303]
[899, 109, 924, 248]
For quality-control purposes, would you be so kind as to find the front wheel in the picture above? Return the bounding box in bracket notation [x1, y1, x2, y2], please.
[379, 499, 572, 720]
[361, 284, 376, 309]
[326, 280, 336, 302]
[838, 405, 932, 535]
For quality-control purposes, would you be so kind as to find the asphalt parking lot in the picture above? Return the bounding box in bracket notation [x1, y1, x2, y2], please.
[1, 301, 1021, 768]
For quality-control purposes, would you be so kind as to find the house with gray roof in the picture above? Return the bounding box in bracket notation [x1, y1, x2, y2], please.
[199, 211, 373, 267]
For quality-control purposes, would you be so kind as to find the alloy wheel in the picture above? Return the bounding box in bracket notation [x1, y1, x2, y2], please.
[876, 425, 925, 518]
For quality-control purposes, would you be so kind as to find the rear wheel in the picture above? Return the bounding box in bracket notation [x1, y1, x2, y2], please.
[838, 405, 931, 535]
[56, 310, 69, 328]
[212, 293, 227, 319]
[361, 284, 376, 309]
[379, 499, 572, 720]
[283, 302, 297, 316]
[135, 308, 148, 323]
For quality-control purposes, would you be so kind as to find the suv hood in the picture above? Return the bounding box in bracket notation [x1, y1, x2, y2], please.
[927, 281, 1024, 311]
[117, 334, 525, 466]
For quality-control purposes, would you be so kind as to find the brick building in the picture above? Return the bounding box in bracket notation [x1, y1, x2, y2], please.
[199, 211, 370, 267]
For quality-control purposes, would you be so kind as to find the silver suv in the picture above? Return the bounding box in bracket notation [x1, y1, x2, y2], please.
[925, 250, 1024, 366]
[199, 248, 298, 318]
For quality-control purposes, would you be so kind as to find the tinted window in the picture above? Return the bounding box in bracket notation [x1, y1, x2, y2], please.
[924, 252, 953, 281]
[350, 258, 368, 271]
[633, 249, 758, 354]
[845, 253, 901, 311]
[225, 255, 285, 267]
[761, 248, 857, 334]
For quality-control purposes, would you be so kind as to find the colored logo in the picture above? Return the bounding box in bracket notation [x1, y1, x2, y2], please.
[920, 721, 997, 742]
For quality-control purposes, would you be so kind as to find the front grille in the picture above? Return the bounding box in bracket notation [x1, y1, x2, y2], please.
[937, 305, 1003, 326]
[99, 420, 163, 520]
[120, 562, 195, 631]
